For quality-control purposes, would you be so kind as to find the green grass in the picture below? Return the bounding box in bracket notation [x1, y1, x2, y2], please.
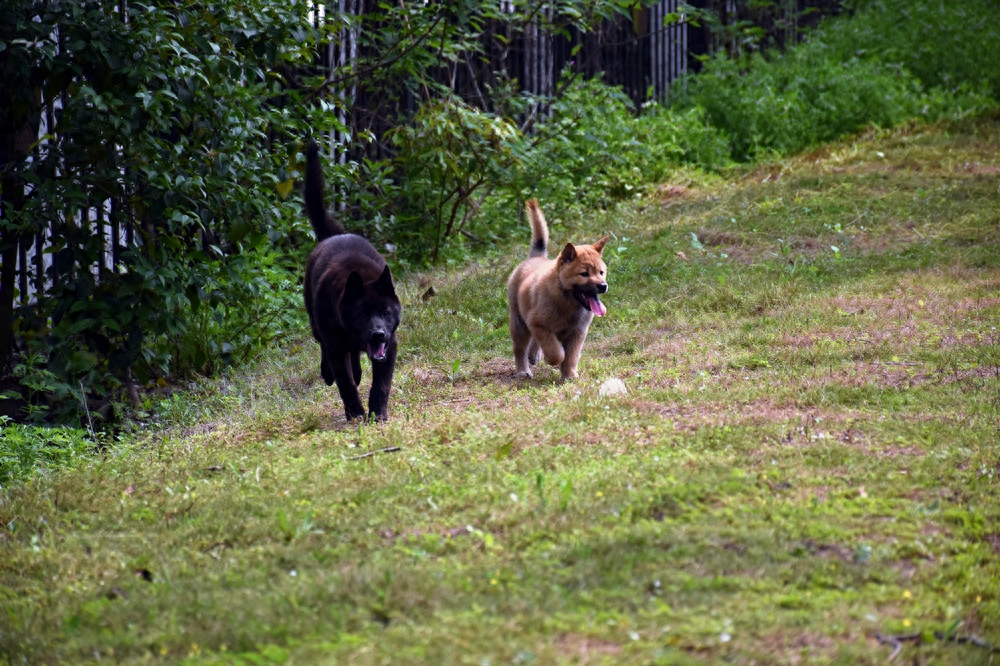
[2, 111, 999, 665]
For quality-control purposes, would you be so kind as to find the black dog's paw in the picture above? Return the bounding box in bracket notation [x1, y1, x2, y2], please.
[367, 404, 389, 422]
[344, 404, 366, 421]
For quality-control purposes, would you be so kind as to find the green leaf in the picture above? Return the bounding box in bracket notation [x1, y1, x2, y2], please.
[275, 178, 295, 200]
[494, 440, 513, 460]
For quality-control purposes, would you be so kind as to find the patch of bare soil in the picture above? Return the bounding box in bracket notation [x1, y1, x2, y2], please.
[691, 227, 763, 264]
[629, 399, 726, 432]
[959, 162, 1000, 176]
[756, 630, 840, 665]
[657, 183, 691, 202]
[555, 634, 622, 660]
[822, 288, 1000, 321]
[380, 524, 477, 542]
[797, 362, 996, 391]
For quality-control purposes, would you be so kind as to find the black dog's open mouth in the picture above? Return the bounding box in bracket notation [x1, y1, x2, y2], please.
[367, 342, 388, 362]
[574, 289, 607, 317]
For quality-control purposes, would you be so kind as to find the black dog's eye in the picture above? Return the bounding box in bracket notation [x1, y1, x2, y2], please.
[383, 309, 390, 317]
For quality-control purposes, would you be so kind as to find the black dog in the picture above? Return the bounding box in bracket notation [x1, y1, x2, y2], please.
[303, 140, 401, 421]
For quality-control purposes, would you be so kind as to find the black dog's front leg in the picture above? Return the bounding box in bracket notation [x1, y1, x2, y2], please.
[329, 348, 366, 420]
[351, 351, 363, 386]
[320, 346, 335, 385]
[367, 339, 397, 422]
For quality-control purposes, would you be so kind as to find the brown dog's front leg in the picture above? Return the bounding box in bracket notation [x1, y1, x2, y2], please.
[530, 328, 565, 369]
[527, 338, 541, 366]
[510, 312, 534, 378]
[560, 330, 588, 381]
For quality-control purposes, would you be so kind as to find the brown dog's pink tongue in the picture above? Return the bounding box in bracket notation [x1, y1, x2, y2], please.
[588, 296, 607, 317]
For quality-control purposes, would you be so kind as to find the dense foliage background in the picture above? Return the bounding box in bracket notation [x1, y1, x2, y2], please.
[0, 0, 998, 443]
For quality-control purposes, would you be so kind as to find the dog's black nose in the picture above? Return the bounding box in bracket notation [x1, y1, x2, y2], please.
[371, 329, 387, 341]
[597, 283, 608, 294]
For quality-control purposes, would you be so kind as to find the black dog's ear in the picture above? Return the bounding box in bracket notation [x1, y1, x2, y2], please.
[344, 271, 365, 301]
[374, 265, 396, 297]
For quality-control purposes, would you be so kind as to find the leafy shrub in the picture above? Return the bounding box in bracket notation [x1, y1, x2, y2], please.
[835, 0, 1000, 100]
[0, 416, 94, 487]
[1, 0, 325, 423]
[678, 43, 924, 160]
[516, 77, 730, 211]
[376, 74, 734, 264]
[457, 77, 727, 222]
[387, 97, 525, 264]
[153, 249, 306, 379]
[675, 0, 1000, 161]
[378, 75, 732, 264]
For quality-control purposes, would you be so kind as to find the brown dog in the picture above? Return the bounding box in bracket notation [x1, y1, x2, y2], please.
[507, 199, 609, 381]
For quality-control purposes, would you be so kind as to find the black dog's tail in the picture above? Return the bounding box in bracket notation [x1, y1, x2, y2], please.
[525, 198, 548, 258]
[305, 140, 347, 241]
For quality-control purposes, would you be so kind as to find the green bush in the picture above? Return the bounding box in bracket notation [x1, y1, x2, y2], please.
[1, 0, 324, 422]
[0, 417, 94, 487]
[836, 0, 1000, 100]
[492, 77, 730, 218]
[387, 97, 526, 264]
[675, 0, 1000, 161]
[375, 77, 731, 264]
[154, 249, 306, 379]
[679, 44, 924, 160]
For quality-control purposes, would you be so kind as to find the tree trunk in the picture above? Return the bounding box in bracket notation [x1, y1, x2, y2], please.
[0, 108, 36, 374]
[0, 135, 23, 374]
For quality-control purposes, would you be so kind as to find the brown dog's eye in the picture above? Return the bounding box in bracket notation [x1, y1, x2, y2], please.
[580, 271, 589, 277]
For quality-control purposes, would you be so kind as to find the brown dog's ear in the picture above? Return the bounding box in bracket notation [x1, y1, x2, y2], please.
[592, 236, 610, 254]
[374, 264, 396, 297]
[559, 243, 577, 263]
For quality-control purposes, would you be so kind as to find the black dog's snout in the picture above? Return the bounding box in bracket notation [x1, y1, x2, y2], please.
[370, 328, 387, 341]
[597, 283, 608, 294]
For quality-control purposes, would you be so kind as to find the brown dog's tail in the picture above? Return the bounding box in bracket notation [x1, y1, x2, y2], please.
[525, 198, 548, 258]
[305, 139, 347, 241]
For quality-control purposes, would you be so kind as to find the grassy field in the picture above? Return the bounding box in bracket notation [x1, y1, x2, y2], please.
[2, 111, 999, 665]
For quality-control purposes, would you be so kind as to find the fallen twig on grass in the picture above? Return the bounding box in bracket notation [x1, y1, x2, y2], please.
[932, 631, 995, 650]
[875, 632, 918, 661]
[876, 630, 996, 661]
[346, 446, 401, 460]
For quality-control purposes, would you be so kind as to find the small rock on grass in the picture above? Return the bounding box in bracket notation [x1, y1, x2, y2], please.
[599, 378, 627, 397]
